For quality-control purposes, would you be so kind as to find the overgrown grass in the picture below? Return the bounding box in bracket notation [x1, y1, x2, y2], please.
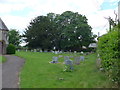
[0, 55, 7, 63]
[16, 51, 113, 88]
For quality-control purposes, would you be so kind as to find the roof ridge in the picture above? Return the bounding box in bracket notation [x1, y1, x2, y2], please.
[0, 18, 9, 31]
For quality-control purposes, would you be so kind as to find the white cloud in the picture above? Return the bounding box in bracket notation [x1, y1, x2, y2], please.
[0, 0, 119, 36]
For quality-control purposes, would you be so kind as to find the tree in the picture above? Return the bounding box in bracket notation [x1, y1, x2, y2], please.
[54, 11, 94, 51]
[24, 15, 56, 50]
[24, 11, 96, 51]
[8, 29, 21, 47]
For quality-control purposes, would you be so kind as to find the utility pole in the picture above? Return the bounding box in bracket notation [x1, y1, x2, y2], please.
[104, 16, 112, 31]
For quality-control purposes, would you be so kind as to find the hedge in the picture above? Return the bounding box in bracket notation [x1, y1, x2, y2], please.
[7, 44, 16, 54]
[97, 26, 120, 86]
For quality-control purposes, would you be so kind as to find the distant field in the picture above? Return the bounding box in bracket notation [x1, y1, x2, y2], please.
[0, 55, 6, 63]
[16, 51, 113, 88]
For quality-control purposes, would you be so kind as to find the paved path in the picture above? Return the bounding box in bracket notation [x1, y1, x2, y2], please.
[2, 55, 25, 88]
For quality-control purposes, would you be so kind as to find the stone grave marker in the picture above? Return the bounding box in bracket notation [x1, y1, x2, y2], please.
[25, 49, 28, 52]
[73, 57, 80, 65]
[55, 51, 58, 54]
[34, 49, 36, 52]
[64, 59, 74, 71]
[80, 56, 84, 61]
[64, 56, 74, 71]
[96, 58, 102, 68]
[74, 51, 77, 53]
[64, 56, 69, 61]
[17, 49, 20, 52]
[50, 57, 58, 63]
[58, 55, 63, 58]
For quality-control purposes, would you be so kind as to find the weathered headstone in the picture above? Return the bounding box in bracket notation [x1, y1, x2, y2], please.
[74, 51, 77, 53]
[44, 50, 47, 52]
[64, 59, 74, 71]
[17, 49, 20, 52]
[81, 51, 83, 54]
[64, 56, 69, 61]
[40, 50, 42, 52]
[34, 49, 36, 52]
[25, 49, 28, 52]
[58, 55, 63, 58]
[73, 57, 80, 65]
[50, 57, 58, 63]
[80, 56, 84, 61]
[55, 51, 58, 54]
[96, 58, 102, 68]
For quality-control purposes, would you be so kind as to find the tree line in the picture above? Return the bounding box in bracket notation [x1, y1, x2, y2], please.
[8, 11, 97, 52]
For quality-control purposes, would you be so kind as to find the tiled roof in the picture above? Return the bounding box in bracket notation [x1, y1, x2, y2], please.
[0, 18, 8, 31]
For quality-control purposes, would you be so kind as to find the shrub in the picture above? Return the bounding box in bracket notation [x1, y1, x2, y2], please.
[7, 44, 16, 54]
[97, 26, 120, 86]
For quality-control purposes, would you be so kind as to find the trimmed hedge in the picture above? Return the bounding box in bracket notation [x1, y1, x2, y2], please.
[97, 26, 120, 86]
[7, 44, 16, 54]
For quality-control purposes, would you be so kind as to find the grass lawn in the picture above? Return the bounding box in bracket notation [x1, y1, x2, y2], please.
[0, 55, 7, 63]
[16, 51, 113, 88]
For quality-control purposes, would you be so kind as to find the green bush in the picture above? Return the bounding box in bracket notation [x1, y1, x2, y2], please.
[7, 44, 16, 54]
[97, 26, 120, 86]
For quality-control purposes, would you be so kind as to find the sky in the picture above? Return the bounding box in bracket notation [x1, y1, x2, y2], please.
[0, 0, 119, 37]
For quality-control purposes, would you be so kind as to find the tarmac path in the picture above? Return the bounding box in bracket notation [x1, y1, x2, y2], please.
[2, 55, 25, 88]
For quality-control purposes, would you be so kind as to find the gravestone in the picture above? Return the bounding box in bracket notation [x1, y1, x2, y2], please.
[40, 50, 42, 52]
[55, 51, 58, 54]
[34, 49, 37, 52]
[73, 57, 80, 65]
[74, 51, 77, 53]
[97, 54, 100, 57]
[64, 56, 69, 61]
[64, 57, 74, 71]
[44, 50, 47, 52]
[58, 55, 63, 58]
[81, 51, 83, 54]
[17, 49, 20, 52]
[25, 49, 28, 52]
[96, 58, 102, 68]
[50, 57, 58, 63]
[64, 59, 74, 71]
[80, 56, 84, 61]
[69, 56, 73, 58]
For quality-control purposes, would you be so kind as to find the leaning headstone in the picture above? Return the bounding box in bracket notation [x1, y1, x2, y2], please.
[73, 57, 80, 65]
[50, 57, 58, 63]
[80, 56, 84, 61]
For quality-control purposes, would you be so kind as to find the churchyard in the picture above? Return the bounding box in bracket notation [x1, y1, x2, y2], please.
[15, 51, 113, 88]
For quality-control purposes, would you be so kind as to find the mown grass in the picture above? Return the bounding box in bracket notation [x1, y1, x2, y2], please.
[0, 55, 7, 63]
[16, 51, 113, 88]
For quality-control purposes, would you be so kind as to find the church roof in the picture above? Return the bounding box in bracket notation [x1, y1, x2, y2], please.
[0, 18, 9, 31]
